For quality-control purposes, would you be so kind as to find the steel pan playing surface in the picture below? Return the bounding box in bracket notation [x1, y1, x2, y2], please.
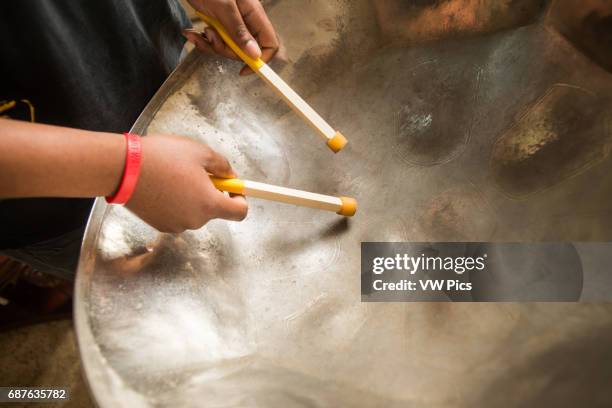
[75, 1, 612, 407]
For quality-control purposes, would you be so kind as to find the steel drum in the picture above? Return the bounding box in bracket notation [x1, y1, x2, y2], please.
[75, 1, 612, 406]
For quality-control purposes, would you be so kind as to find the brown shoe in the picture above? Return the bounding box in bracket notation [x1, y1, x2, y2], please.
[0, 256, 72, 332]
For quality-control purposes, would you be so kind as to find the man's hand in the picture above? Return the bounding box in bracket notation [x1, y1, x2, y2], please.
[127, 134, 248, 233]
[185, 0, 279, 75]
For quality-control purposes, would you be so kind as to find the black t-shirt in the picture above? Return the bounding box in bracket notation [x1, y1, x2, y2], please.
[0, 0, 189, 248]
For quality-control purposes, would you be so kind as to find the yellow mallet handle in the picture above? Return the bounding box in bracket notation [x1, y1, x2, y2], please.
[196, 12, 348, 153]
[210, 177, 357, 217]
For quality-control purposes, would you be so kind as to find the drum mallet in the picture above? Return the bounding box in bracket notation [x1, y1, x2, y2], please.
[196, 12, 348, 153]
[210, 177, 357, 217]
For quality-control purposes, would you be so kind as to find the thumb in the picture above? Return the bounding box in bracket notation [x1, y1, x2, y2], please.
[214, 193, 248, 221]
[216, 2, 261, 59]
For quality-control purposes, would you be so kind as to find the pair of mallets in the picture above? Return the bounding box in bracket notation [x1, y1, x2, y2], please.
[198, 12, 357, 217]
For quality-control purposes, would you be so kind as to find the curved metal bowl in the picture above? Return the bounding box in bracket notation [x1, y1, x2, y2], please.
[75, 1, 612, 406]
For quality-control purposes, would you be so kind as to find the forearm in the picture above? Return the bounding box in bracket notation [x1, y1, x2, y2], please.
[0, 119, 125, 198]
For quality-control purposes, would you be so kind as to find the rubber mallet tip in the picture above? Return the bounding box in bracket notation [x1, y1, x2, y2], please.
[337, 196, 357, 217]
[327, 132, 348, 153]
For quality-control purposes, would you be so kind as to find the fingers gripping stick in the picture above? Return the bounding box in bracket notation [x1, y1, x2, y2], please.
[197, 12, 348, 153]
[210, 177, 357, 217]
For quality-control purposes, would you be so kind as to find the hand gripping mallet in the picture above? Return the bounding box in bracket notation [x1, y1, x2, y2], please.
[196, 12, 348, 153]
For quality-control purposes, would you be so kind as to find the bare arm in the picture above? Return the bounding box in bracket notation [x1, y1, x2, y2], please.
[0, 119, 247, 233]
[0, 118, 124, 198]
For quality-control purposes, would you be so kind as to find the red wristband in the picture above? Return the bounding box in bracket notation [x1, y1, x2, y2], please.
[106, 133, 142, 205]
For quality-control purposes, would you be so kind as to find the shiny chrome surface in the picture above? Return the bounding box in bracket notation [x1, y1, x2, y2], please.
[75, 1, 612, 406]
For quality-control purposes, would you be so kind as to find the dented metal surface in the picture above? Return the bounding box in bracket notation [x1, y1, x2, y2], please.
[75, 1, 612, 406]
